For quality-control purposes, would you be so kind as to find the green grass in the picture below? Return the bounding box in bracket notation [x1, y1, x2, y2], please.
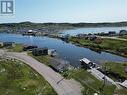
[69, 37, 127, 57]
[102, 62, 127, 80]
[118, 35, 127, 39]
[27, 52, 51, 66]
[28, 51, 116, 95]
[8, 44, 23, 52]
[116, 88, 127, 95]
[100, 39, 127, 50]
[63, 69, 116, 95]
[0, 58, 57, 95]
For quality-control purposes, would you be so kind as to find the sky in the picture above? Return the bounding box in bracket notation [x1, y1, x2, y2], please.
[0, 0, 127, 23]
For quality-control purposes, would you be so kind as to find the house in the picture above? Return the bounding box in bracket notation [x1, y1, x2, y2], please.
[89, 35, 97, 41]
[119, 30, 127, 36]
[108, 31, 117, 36]
[32, 48, 48, 56]
[97, 32, 109, 36]
[50, 58, 70, 72]
[23, 45, 38, 51]
[76, 34, 89, 39]
[48, 49, 57, 57]
[80, 58, 96, 69]
[22, 30, 37, 36]
[3, 42, 15, 47]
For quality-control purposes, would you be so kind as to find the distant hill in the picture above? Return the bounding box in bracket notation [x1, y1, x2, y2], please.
[0, 21, 127, 33]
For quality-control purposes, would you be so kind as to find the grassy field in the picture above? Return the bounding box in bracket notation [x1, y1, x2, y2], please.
[27, 52, 51, 66]
[101, 62, 127, 95]
[7, 44, 23, 52]
[62, 69, 116, 95]
[0, 58, 57, 95]
[5, 42, 127, 95]
[102, 62, 127, 80]
[118, 35, 127, 39]
[69, 37, 127, 57]
[27, 50, 127, 95]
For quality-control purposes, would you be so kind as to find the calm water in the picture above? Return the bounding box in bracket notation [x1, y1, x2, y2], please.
[62, 27, 127, 36]
[0, 33, 127, 67]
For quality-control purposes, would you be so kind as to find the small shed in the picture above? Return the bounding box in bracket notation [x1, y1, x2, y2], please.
[108, 31, 117, 36]
[32, 48, 48, 56]
[119, 30, 127, 36]
[3, 42, 15, 47]
[50, 58, 70, 72]
[80, 58, 96, 69]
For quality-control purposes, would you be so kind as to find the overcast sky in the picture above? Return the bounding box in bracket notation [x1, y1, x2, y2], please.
[0, 0, 127, 23]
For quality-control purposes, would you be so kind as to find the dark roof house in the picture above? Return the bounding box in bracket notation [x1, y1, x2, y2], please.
[119, 30, 127, 36]
[50, 58, 70, 72]
[108, 31, 117, 36]
[3, 42, 15, 47]
[80, 58, 97, 69]
[32, 48, 48, 56]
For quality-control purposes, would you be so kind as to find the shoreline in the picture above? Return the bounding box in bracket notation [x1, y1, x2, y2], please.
[69, 39, 127, 59]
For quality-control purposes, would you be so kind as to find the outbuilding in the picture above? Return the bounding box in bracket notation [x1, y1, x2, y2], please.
[119, 30, 127, 36]
[80, 58, 96, 69]
[32, 48, 48, 56]
[50, 58, 70, 72]
[3, 42, 15, 47]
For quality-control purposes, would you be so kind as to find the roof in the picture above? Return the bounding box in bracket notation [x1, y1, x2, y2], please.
[80, 58, 91, 64]
[120, 80, 127, 88]
[50, 58, 69, 72]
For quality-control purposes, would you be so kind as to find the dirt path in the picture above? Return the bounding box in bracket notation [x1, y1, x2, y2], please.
[99, 36, 127, 41]
[1, 50, 82, 95]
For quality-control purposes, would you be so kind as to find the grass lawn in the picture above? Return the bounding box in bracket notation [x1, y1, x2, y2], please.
[27, 52, 51, 66]
[100, 38, 127, 51]
[63, 69, 116, 95]
[118, 35, 127, 39]
[0, 58, 57, 95]
[7, 44, 24, 52]
[69, 37, 127, 57]
[27, 50, 127, 95]
[102, 62, 127, 80]
[101, 62, 127, 95]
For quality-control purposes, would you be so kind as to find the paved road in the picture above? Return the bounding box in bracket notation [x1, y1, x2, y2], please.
[1, 50, 82, 95]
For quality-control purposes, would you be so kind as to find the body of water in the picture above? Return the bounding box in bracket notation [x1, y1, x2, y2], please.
[0, 33, 127, 67]
[61, 27, 127, 36]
